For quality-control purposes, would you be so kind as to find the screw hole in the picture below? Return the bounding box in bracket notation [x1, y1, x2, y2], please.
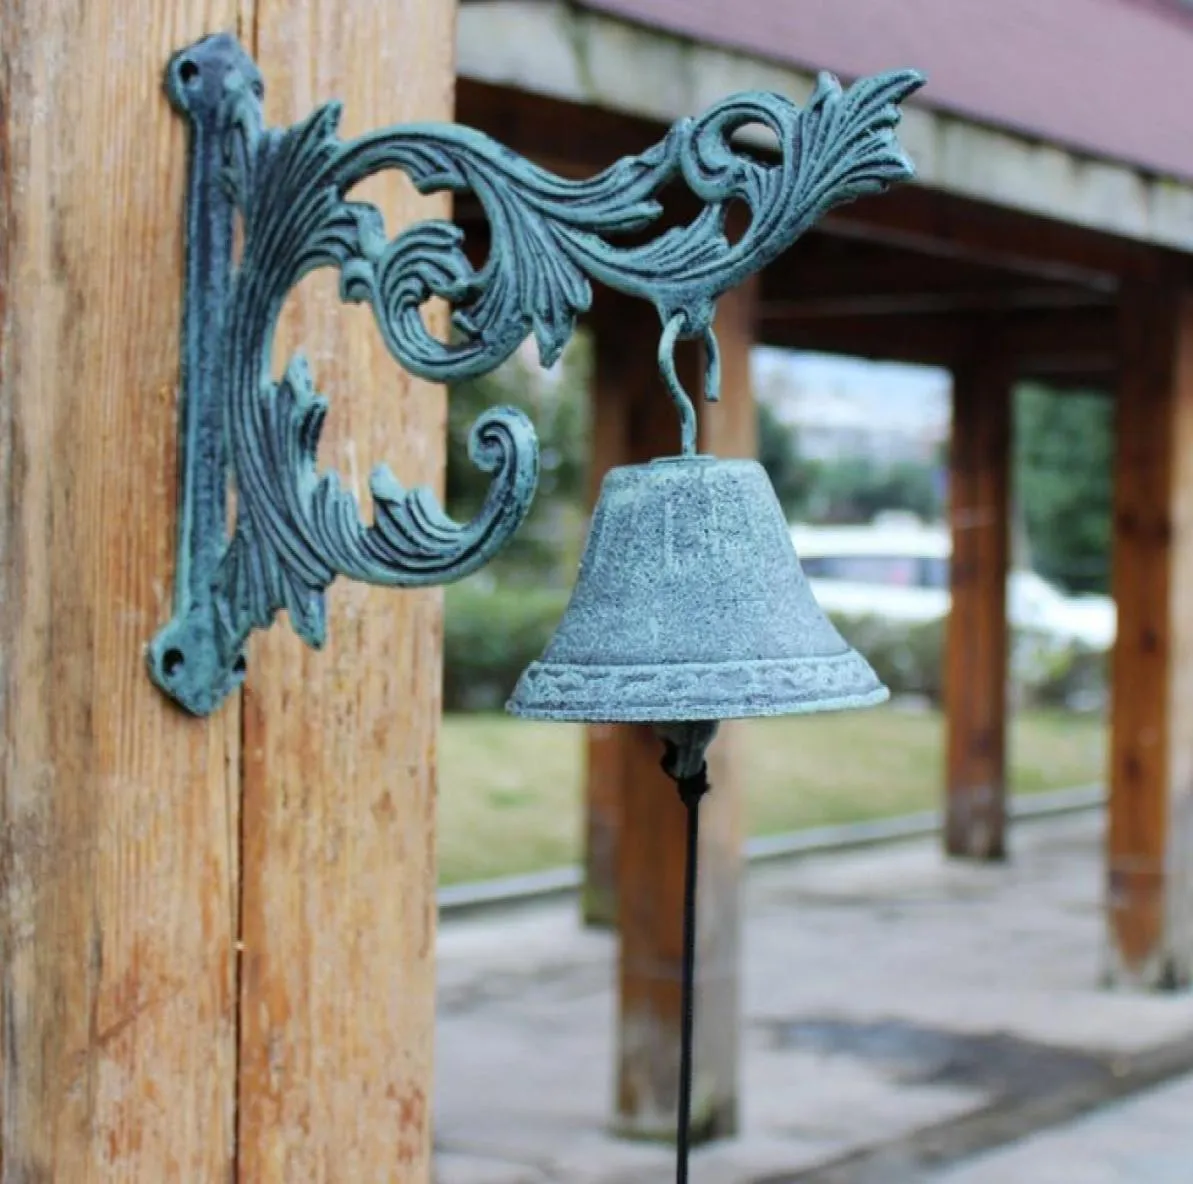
[233, 655, 247, 675]
[162, 648, 185, 676]
[178, 59, 199, 84]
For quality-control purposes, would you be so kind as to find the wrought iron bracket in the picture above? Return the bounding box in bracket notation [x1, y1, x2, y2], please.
[147, 31, 923, 716]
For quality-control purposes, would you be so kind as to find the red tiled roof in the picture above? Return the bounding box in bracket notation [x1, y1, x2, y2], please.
[577, 0, 1193, 182]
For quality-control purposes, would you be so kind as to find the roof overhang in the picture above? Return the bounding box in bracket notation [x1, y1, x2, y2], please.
[457, 0, 1193, 257]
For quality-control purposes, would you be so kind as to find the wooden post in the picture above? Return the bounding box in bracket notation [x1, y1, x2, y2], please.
[945, 345, 1012, 859]
[1107, 281, 1193, 989]
[0, 4, 244, 1177]
[583, 295, 694, 929]
[582, 721, 623, 928]
[581, 301, 634, 928]
[1, 3, 455, 1179]
[614, 276, 756, 1141]
[236, 4, 455, 1181]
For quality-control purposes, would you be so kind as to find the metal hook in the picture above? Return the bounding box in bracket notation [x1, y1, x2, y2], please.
[658, 314, 722, 458]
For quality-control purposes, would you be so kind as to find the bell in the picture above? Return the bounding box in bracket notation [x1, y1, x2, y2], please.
[507, 454, 888, 725]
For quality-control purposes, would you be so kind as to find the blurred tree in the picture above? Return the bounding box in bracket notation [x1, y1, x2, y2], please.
[810, 455, 940, 523]
[880, 460, 941, 521]
[1013, 383, 1113, 594]
[757, 401, 815, 517]
[445, 331, 592, 588]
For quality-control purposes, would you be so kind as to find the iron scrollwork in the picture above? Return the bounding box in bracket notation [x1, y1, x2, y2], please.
[147, 31, 923, 716]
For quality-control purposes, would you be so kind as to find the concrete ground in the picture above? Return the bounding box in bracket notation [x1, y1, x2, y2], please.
[434, 812, 1193, 1183]
[928, 1072, 1193, 1183]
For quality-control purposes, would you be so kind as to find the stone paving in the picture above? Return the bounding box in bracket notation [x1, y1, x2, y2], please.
[929, 1073, 1193, 1183]
[434, 812, 1193, 1182]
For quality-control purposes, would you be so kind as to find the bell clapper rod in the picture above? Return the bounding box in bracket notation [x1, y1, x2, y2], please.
[677, 766, 706, 1184]
[657, 721, 719, 1184]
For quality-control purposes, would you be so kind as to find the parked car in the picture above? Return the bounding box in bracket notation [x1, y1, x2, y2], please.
[789, 517, 1116, 652]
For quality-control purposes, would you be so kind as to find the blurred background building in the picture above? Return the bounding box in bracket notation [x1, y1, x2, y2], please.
[436, 1, 1193, 1178]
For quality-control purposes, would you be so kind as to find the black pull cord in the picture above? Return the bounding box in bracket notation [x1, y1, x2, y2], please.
[661, 741, 711, 1184]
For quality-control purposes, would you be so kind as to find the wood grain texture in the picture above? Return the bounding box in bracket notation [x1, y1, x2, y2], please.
[614, 276, 756, 1140]
[1107, 281, 1193, 988]
[0, 2, 244, 1179]
[235, 3, 455, 1180]
[581, 716, 622, 928]
[762, 304, 1117, 382]
[580, 300, 633, 929]
[612, 295, 701, 1137]
[692, 273, 756, 1137]
[945, 343, 1012, 860]
[582, 293, 686, 932]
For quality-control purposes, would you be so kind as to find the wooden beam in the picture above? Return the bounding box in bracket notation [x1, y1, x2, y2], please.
[612, 278, 755, 1141]
[1106, 280, 1193, 988]
[691, 272, 757, 1133]
[455, 78, 1168, 288]
[579, 295, 643, 929]
[759, 304, 1118, 378]
[455, 76, 670, 182]
[762, 289, 1107, 321]
[458, 212, 1116, 383]
[0, 3, 242, 1178]
[235, 5, 454, 1180]
[945, 344, 1013, 859]
[825, 185, 1167, 286]
[763, 235, 1114, 314]
[454, 212, 1120, 379]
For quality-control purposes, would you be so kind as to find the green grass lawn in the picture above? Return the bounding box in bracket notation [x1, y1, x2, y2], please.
[438, 707, 1106, 885]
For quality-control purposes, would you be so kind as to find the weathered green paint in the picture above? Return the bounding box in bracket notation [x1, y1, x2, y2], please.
[507, 457, 890, 772]
[147, 31, 921, 717]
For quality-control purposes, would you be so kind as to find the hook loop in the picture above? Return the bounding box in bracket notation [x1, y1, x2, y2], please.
[657, 313, 722, 458]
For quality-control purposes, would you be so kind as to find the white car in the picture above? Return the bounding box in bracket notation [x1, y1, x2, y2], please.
[789, 518, 1115, 652]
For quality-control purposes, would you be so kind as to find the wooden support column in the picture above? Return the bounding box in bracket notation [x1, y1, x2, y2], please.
[583, 282, 708, 928]
[945, 344, 1012, 859]
[581, 300, 637, 928]
[0, 3, 245, 1178]
[614, 275, 756, 1141]
[584, 294, 697, 929]
[1, 4, 455, 1180]
[236, 5, 455, 1181]
[1107, 282, 1193, 989]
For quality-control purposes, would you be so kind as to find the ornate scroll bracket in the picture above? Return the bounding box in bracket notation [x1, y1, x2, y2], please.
[147, 31, 923, 716]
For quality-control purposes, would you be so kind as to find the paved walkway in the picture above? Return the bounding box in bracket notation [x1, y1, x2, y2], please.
[930, 1073, 1193, 1183]
[434, 812, 1193, 1183]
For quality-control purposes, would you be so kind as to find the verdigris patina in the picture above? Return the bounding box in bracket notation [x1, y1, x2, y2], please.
[147, 31, 922, 716]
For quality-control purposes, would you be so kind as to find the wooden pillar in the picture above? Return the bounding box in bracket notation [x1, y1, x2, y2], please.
[0, 3, 454, 1180]
[583, 295, 694, 929]
[945, 345, 1012, 859]
[1107, 281, 1193, 989]
[582, 723, 622, 927]
[581, 301, 634, 928]
[236, 4, 455, 1181]
[614, 275, 756, 1141]
[0, 4, 245, 1177]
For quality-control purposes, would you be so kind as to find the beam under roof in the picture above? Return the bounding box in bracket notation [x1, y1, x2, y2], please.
[457, 2, 1193, 264]
[455, 77, 1170, 289]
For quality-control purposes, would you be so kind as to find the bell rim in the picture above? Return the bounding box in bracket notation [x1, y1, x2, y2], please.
[506, 652, 890, 723]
